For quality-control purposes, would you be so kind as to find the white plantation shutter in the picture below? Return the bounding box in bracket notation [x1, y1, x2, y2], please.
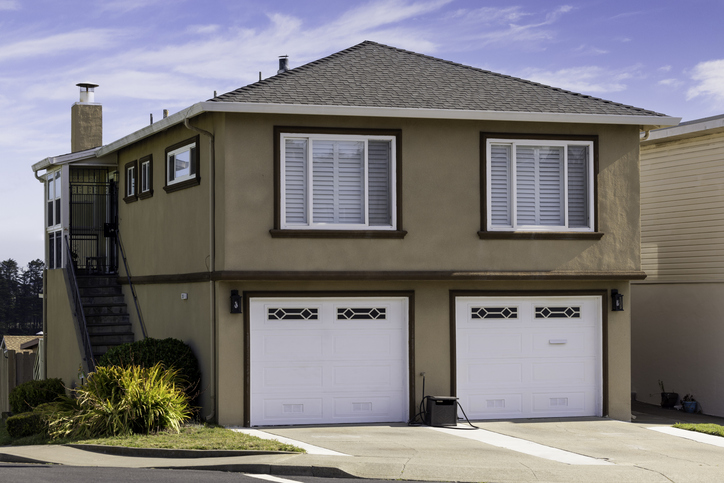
[567, 145, 589, 228]
[312, 140, 364, 224]
[538, 147, 564, 226]
[368, 141, 391, 226]
[490, 144, 511, 226]
[516, 146, 538, 226]
[284, 139, 308, 224]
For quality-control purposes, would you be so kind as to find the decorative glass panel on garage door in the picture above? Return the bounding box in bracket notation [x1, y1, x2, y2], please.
[455, 296, 602, 420]
[250, 297, 408, 426]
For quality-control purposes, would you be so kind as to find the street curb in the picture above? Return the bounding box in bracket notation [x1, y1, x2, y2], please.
[156, 463, 358, 478]
[66, 444, 299, 459]
[0, 453, 53, 465]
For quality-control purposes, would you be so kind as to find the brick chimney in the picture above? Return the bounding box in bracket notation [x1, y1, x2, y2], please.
[71, 82, 102, 153]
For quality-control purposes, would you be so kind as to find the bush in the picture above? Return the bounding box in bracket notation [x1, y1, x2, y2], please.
[47, 363, 192, 439]
[98, 338, 200, 396]
[6, 412, 46, 438]
[9, 378, 65, 414]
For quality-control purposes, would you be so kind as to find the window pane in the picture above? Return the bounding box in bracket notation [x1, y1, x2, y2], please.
[175, 149, 191, 179]
[516, 146, 537, 226]
[284, 139, 308, 224]
[55, 233, 62, 268]
[490, 144, 511, 226]
[312, 140, 364, 224]
[55, 172, 61, 200]
[368, 140, 391, 226]
[47, 201, 53, 227]
[538, 147, 563, 226]
[48, 233, 55, 269]
[55, 199, 61, 226]
[141, 163, 148, 192]
[567, 146, 589, 228]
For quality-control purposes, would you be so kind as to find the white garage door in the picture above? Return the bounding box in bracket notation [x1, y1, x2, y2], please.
[456, 296, 602, 420]
[250, 297, 409, 426]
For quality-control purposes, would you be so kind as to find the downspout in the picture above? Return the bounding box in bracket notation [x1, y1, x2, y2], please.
[640, 130, 650, 141]
[184, 117, 217, 423]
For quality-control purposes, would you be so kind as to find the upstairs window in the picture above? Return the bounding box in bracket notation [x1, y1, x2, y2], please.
[279, 132, 397, 231]
[485, 137, 595, 233]
[164, 135, 200, 193]
[139, 154, 153, 199]
[123, 160, 138, 203]
[46, 170, 61, 228]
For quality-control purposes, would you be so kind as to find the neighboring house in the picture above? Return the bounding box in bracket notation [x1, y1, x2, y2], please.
[31, 41, 679, 427]
[1, 335, 40, 413]
[632, 114, 724, 417]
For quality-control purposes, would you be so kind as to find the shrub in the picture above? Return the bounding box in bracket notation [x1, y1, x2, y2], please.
[9, 378, 65, 414]
[6, 412, 46, 438]
[98, 338, 200, 396]
[47, 363, 192, 439]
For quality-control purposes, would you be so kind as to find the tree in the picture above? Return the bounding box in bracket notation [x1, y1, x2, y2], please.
[0, 259, 44, 335]
[0, 259, 19, 333]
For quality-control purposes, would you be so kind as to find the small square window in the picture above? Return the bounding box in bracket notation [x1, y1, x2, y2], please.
[164, 135, 200, 193]
[139, 154, 153, 199]
[123, 160, 138, 203]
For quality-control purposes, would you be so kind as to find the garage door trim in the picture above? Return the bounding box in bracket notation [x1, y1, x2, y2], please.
[243, 290, 415, 427]
[449, 290, 608, 418]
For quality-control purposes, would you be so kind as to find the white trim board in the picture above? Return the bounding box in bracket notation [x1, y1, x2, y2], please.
[429, 426, 613, 465]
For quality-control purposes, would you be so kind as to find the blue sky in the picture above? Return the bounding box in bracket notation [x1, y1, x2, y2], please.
[2, 0, 723, 267]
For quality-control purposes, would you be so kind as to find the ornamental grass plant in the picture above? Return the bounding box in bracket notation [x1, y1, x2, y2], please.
[48, 363, 192, 440]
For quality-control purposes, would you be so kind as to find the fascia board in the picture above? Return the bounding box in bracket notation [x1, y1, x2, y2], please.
[643, 115, 724, 143]
[96, 101, 681, 156]
[31, 147, 101, 173]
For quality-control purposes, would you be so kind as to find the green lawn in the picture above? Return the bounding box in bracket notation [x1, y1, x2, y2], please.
[674, 423, 724, 438]
[0, 419, 303, 452]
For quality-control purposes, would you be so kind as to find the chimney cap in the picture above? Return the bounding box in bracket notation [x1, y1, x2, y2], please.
[76, 82, 99, 90]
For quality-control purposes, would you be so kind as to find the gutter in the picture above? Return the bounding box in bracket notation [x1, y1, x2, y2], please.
[183, 116, 218, 424]
[96, 101, 682, 158]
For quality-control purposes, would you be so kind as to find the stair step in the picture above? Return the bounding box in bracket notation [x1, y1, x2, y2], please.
[85, 314, 130, 324]
[89, 333, 135, 346]
[79, 286, 123, 296]
[81, 295, 126, 305]
[84, 304, 128, 316]
[77, 276, 120, 287]
[87, 323, 133, 335]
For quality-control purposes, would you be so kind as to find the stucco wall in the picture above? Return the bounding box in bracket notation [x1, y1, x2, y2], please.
[45, 269, 84, 392]
[123, 281, 214, 418]
[116, 113, 641, 276]
[632, 282, 724, 417]
[216, 279, 631, 426]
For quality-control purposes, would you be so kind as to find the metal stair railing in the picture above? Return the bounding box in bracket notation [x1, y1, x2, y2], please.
[116, 228, 148, 339]
[64, 235, 96, 373]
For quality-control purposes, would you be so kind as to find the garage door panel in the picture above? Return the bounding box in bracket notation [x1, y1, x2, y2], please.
[251, 297, 408, 426]
[456, 296, 602, 420]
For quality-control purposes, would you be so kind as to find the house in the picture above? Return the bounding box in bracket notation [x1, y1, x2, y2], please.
[31, 41, 679, 426]
[632, 114, 724, 417]
[1, 335, 41, 413]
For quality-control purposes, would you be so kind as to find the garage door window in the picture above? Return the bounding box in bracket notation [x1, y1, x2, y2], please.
[535, 306, 581, 318]
[471, 307, 518, 319]
[267, 307, 319, 320]
[337, 307, 387, 320]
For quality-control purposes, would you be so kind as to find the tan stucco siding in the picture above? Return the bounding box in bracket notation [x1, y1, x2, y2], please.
[117, 114, 641, 276]
[123, 281, 213, 418]
[641, 132, 724, 281]
[117, 119, 214, 277]
[216, 279, 631, 426]
[632, 282, 724, 417]
[220, 114, 641, 273]
[45, 269, 84, 392]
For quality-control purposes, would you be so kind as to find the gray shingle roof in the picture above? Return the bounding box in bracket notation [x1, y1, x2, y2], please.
[212, 41, 667, 118]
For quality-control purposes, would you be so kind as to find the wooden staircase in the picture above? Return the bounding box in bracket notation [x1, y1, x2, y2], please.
[77, 275, 135, 361]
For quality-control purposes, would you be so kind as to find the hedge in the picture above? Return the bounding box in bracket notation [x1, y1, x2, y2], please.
[9, 378, 65, 414]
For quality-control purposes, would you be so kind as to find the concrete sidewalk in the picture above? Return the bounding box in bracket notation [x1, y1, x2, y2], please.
[1, 403, 723, 482]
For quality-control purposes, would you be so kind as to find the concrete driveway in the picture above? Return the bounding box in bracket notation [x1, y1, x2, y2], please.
[245, 403, 724, 482]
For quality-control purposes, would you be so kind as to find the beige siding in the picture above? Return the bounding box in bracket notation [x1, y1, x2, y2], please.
[641, 133, 724, 281]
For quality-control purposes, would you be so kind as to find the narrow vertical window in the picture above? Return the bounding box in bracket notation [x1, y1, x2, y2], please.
[124, 160, 138, 203]
[139, 154, 153, 199]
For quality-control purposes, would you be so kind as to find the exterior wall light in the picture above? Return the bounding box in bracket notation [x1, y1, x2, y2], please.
[611, 289, 624, 311]
[231, 290, 242, 314]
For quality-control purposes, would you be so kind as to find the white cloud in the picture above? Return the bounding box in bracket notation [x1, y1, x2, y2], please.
[187, 24, 220, 35]
[0, 0, 19, 10]
[574, 45, 609, 55]
[687, 59, 724, 105]
[658, 78, 683, 88]
[658, 65, 672, 72]
[0, 29, 122, 63]
[520, 66, 636, 94]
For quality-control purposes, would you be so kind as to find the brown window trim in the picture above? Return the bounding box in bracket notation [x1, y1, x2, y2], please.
[273, 126, 403, 238]
[163, 135, 200, 193]
[123, 159, 138, 203]
[478, 231, 604, 240]
[269, 229, 407, 239]
[138, 154, 154, 200]
[479, 132, 599, 236]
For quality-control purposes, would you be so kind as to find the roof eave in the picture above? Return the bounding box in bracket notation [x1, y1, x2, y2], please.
[96, 101, 681, 156]
[31, 147, 102, 173]
[642, 114, 724, 144]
